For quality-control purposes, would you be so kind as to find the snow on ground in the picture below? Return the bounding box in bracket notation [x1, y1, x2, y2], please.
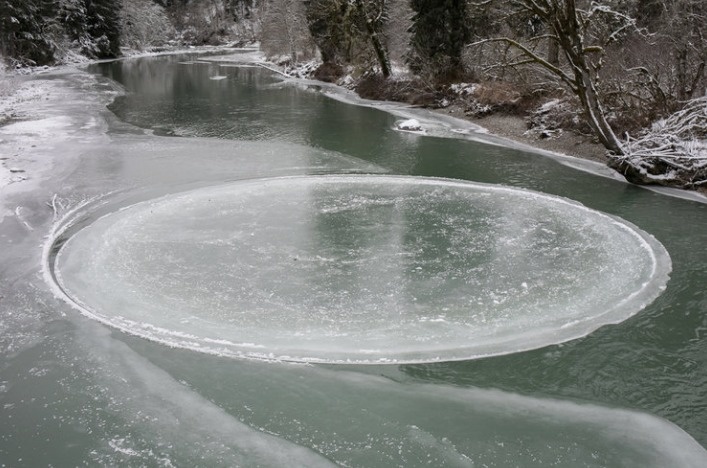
[449, 82, 476, 96]
[196, 48, 266, 65]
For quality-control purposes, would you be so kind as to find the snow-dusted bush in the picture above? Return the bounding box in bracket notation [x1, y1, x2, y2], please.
[283, 60, 321, 79]
[611, 97, 707, 189]
[459, 81, 538, 117]
[527, 98, 592, 136]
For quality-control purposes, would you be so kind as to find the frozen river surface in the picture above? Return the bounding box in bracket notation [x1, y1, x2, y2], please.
[1, 52, 707, 466]
[52, 175, 669, 364]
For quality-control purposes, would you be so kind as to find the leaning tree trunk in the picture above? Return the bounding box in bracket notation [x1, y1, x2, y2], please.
[473, 0, 628, 155]
[363, 17, 391, 77]
[575, 68, 624, 154]
[354, 0, 391, 78]
[553, 0, 624, 155]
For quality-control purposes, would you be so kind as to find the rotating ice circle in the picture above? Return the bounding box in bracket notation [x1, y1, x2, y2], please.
[48, 175, 671, 363]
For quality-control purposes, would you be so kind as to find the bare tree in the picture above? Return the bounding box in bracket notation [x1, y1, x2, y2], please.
[261, 0, 315, 63]
[654, 0, 705, 100]
[469, 0, 638, 154]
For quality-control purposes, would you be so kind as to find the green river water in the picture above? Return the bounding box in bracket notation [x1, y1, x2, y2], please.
[0, 52, 705, 467]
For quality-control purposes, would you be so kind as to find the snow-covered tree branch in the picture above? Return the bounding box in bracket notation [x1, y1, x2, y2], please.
[468, 0, 635, 154]
[611, 96, 707, 188]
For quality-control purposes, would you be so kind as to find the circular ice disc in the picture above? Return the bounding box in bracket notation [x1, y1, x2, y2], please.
[51, 175, 671, 363]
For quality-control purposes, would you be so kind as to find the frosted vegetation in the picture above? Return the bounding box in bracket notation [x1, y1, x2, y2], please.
[617, 96, 707, 188]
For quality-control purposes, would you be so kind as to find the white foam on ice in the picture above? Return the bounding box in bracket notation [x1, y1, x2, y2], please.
[46, 175, 671, 364]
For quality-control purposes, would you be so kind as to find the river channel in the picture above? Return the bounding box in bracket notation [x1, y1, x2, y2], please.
[1, 52, 706, 466]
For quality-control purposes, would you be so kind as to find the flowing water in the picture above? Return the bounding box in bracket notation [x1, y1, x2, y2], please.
[1, 52, 706, 466]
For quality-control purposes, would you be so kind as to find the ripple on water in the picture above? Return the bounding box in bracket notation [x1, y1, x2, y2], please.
[47, 175, 671, 363]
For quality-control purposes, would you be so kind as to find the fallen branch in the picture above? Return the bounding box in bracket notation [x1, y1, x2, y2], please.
[610, 97, 707, 189]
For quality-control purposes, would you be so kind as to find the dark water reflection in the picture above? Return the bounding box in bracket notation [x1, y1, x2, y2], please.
[92, 54, 707, 446]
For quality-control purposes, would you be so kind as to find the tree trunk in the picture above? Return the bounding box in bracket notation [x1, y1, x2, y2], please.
[354, 0, 391, 78]
[282, 0, 297, 63]
[554, 0, 624, 154]
[547, 37, 559, 66]
[569, 65, 623, 154]
[365, 19, 391, 77]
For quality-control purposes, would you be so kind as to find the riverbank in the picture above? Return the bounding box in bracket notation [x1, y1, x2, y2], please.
[439, 105, 707, 200]
[465, 111, 707, 201]
[0, 47, 654, 174]
[441, 106, 609, 163]
[2, 49, 705, 203]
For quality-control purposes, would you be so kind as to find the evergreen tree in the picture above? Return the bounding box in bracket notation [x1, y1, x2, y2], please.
[407, 0, 470, 81]
[304, 0, 360, 65]
[61, 0, 89, 43]
[83, 0, 121, 58]
[0, 0, 55, 65]
[304, 0, 390, 76]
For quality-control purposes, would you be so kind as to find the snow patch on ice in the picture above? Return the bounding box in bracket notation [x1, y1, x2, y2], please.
[395, 118, 424, 133]
[199, 49, 267, 66]
[0, 72, 113, 223]
[2, 116, 73, 136]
